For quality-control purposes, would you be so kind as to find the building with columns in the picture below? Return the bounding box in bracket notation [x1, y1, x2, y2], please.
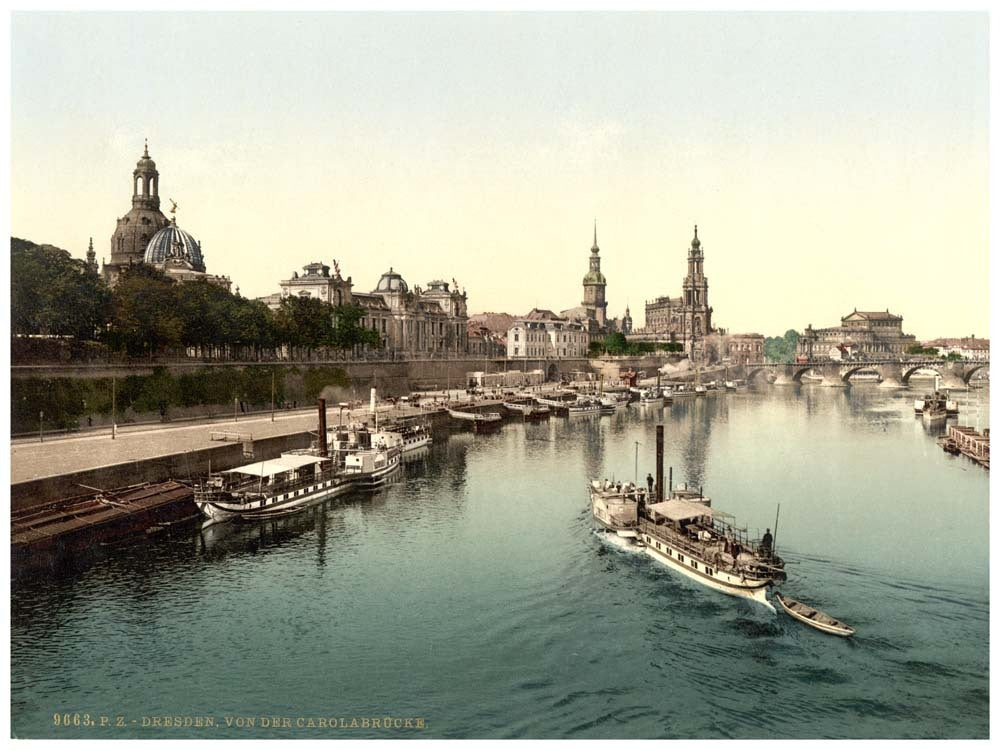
[261, 263, 469, 357]
[797, 310, 917, 359]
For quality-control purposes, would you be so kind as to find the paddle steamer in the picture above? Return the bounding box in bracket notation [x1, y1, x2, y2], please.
[591, 479, 785, 607]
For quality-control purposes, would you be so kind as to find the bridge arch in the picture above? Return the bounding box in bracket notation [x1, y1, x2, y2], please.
[546, 363, 559, 382]
[746, 367, 770, 382]
[790, 366, 815, 382]
[963, 363, 989, 384]
[839, 364, 882, 384]
[900, 364, 943, 384]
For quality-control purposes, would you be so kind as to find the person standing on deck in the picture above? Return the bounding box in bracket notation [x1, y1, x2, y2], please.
[761, 528, 773, 555]
[646, 473, 654, 496]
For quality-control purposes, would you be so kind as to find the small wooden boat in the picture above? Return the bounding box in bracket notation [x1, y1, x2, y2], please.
[775, 592, 855, 637]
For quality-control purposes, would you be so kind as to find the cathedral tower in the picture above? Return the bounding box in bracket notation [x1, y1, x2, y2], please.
[582, 222, 608, 327]
[105, 141, 170, 286]
[681, 225, 711, 339]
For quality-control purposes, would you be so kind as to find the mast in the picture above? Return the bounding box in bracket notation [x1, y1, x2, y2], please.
[773, 503, 781, 557]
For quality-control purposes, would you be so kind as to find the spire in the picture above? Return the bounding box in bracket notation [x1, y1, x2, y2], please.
[591, 219, 600, 253]
[143, 138, 149, 158]
[691, 224, 700, 249]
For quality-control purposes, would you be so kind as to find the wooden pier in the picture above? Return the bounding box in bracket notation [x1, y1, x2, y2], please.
[939, 425, 990, 470]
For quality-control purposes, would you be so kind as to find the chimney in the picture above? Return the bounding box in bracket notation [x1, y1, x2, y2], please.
[655, 424, 664, 501]
[317, 398, 328, 457]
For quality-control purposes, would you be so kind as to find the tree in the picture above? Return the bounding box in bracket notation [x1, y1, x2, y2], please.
[332, 304, 381, 350]
[274, 296, 336, 357]
[764, 329, 800, 362]
[109, 265, 184, 356]
[11, 238, 111, 340]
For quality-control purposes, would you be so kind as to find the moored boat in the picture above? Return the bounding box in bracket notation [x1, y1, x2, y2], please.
[775, 592, 855, 637]
[447, 407, 503, 431]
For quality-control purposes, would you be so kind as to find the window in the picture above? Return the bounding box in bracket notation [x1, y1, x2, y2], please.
[514, 333, 519, 342]
[678, 554, 685, 563]
[655, 541, 660, 550]
[706, 567, 714, 576]
[692, 561, 698, 570]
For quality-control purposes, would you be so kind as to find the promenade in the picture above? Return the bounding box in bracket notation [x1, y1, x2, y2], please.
[9, 385, 569, 485]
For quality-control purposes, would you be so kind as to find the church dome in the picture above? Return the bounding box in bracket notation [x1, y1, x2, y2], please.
[375, 268, 408, 293]
[144, 220, 205, 271]
[583, 270, 606, 285]
[691, 225, 701, 249]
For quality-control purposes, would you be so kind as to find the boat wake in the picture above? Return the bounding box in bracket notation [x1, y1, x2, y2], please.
[592, 528, 645, 556]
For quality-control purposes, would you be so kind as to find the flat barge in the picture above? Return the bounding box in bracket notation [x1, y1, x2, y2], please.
[12, 480, 196, 568]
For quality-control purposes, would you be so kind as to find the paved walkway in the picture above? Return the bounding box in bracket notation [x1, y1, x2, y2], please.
[10, 386, 563, 484]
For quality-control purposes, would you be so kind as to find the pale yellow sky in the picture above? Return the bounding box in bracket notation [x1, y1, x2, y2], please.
[10, 13, 989, 340]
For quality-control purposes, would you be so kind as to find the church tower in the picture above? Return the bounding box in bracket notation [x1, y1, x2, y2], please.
[582, 222, 608, 328]
[105, 141, 170, 286]
[85, 237, 97, 274]
[621, 305, 633, 335]
[681, 225, 712, 340]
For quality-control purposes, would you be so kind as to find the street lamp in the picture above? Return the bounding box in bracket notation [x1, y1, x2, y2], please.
[39, 411, 44, 443]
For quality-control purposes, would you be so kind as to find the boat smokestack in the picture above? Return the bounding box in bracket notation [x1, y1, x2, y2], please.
[317, 398, 328, 457]
[655, 424, 664, 501]
[668, 466, 673, 495]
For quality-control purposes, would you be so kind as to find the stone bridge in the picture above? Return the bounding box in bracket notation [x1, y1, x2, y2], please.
[745, 358, 989, 389]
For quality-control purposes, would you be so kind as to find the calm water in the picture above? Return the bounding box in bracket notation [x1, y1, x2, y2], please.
[11, 384, 990, 739]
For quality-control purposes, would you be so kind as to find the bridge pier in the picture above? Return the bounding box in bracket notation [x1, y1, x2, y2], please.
[773, 364, 797, 386]
[818, 362, 847, 387]
[941, 362, 968, 391]
[878, 363, 905, 389]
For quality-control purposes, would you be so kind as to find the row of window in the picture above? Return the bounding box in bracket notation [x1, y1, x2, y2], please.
[644, 535, 715, 578]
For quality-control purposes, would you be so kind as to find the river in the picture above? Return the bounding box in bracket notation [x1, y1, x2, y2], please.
[10, 383, 990, 738]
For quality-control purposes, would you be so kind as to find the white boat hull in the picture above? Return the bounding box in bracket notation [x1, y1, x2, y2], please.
[197, 478, 355, 522]
[638, 529, 774, 610]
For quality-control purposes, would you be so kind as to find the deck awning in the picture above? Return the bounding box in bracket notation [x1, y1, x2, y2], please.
[223, 454, 325, 477]
[647, 499, 722, 522]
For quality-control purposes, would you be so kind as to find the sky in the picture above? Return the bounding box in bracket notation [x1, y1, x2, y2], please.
[9, 12, 989, 340]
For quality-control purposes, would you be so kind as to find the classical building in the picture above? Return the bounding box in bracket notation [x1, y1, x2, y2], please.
[797, 309, 917, 359]
[635, 226, 714, 357]
[102, 143, 229, 290]
[507, 308, 589, 359]
[262, 263, 469, 357]
[103, 142, 171, 286]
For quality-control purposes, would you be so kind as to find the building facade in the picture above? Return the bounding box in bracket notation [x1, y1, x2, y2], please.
[797, 310, 917, 359]
[636, 226, 715, 357]
[922, 336, 990, 361]
[723, 333, 765, 365]
[262, 263, 469, 357]
[507, 308, 589, 359]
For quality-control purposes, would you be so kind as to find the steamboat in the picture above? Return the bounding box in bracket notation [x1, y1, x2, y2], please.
[194, 400, 401, 522]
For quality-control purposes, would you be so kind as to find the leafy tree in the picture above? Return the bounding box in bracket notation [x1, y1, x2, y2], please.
[11, 237, 111, 340]
[332, 304, 381, 350]
[275, 296, 336, 356]
[906, 344, 939, 357]
[764, 329, 800, 362]
[109, 265, 184, 356]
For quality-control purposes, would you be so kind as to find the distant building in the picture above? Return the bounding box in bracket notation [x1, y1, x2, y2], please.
[923, 336, 990, 361]
[633, 226, 715, 359]
[507, 308, 589, 359]
[621, 306, 633, 335]
[262, 263, 469, 357]
[797, 309, 917, 359]
[103, 143, 229, 290]
[561, 223, 616, 338]
[724, 333, 765, 365]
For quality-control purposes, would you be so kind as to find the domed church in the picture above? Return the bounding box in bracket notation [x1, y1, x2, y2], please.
[102, 143, 229, 291]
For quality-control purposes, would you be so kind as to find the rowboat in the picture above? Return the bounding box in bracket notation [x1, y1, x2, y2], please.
[775, 592, 855, 637]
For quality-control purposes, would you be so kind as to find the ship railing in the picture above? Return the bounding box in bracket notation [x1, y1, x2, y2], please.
[210, 466, 343, 501]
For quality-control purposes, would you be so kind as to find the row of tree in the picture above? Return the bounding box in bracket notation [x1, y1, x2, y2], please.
[11, 238, 380, 357]
[589, 332, 684, 357]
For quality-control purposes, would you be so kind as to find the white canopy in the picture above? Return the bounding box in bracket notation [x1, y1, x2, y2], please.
[647, 498, 722, 522]
[224, 454, 325, 478]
